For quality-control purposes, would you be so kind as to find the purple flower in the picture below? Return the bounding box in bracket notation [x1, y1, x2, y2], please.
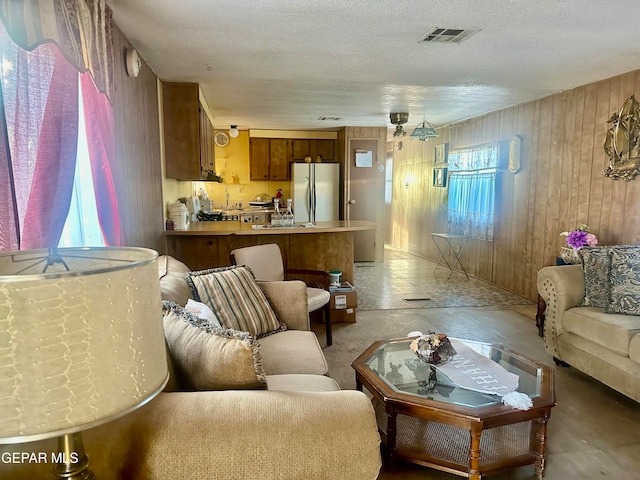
[567, 230, 588, 248]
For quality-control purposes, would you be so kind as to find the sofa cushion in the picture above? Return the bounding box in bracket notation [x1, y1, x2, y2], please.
[162, 301, 267, 390]
[606, 246, 640, 316]
[266, 374, 341, 392]
[629, 334, 640, 365]
[259, 330, 329, 376]
[186, 265, 286, 338]
[579, 246, 610, 308]
[158, 255, 192, 305]
[563, 306, 640, 356]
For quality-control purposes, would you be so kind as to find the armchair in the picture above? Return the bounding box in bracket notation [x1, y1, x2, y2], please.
[230, 243, 332, 345]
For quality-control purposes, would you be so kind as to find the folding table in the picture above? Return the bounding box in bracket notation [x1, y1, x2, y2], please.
[431, 233, 469, 279]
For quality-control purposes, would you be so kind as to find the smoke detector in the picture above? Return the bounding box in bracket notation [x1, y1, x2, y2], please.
[390, 112, 409, 137]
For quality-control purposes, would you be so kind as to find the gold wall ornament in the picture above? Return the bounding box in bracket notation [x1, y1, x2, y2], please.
[603, 95, 640, 181]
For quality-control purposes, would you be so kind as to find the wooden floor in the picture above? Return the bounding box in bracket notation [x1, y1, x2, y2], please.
[310, 247, 640, 480]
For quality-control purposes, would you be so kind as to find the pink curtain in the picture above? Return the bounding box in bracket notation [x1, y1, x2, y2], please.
[20, 48, 79, 249]
[0, 0, 114, 102]
[80, 72, 120, 245]
[0, 25, 79, 251]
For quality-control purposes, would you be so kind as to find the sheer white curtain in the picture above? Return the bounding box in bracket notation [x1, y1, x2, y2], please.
[447, 171, 496, 241]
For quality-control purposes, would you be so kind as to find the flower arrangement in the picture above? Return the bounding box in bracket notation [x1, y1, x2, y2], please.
[408, 331, 456, 365]
[561, 224, 598, 249]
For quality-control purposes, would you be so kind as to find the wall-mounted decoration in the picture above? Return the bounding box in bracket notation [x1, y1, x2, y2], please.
[355, 149, 373, 167]
[508, 135, 522, 173]
[433, 167, 447, 187]
[603, 95, 640, 181]
[435, 143, 449, 165]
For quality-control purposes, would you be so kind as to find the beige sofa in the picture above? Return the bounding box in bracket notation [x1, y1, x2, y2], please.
[1, 256, 381, 480]
[537, 264, 640, 403]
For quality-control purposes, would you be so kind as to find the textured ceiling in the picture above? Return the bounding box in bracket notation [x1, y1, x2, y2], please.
[107, 0, 640, 135]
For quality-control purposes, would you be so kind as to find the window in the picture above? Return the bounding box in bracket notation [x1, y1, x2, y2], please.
[58, 78, 105, 248]
[446, 144, 499, 241]
[0, 22, 119, 252]
[385, 153, 393, 204]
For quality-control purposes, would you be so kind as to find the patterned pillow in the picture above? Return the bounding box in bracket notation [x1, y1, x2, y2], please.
[579, 247, 611, 308]
[185, 265, 286, 337]
[606, 247, 640, 316]
[162, 301, 267, 390]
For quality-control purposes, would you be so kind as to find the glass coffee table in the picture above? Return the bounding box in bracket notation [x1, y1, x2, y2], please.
[352, 338, 555, 479]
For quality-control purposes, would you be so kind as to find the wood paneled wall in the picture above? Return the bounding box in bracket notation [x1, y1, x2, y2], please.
[390, 70, 640, 300]
[112, 23, 164, 252]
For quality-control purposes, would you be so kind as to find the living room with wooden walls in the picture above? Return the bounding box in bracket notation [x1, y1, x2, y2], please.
[390, 68, 640, 300]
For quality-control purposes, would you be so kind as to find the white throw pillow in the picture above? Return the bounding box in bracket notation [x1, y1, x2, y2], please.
[184, 298, 222, 327]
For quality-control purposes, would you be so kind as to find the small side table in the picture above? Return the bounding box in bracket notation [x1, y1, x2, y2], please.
[431, 233, 469, 279]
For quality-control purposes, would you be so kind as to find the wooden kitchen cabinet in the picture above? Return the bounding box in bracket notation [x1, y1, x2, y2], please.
[269, 138, 290, 180]
[292, 139, 310, 160]
[292, 139, 335, 161]
[165, 236, 225, 271]
[250, 138, 291, 181]
[250, 138, 270, 180]
[199, 106, 215, 175]
[312, 139, 335, 161]
[163, 81, 215, 180]
[250, 137, 335, 179]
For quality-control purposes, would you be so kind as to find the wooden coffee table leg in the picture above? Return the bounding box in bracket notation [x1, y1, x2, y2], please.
[385, 410, 398, 471]
[534, 412, 550, 479]
[468, 423, 482, 480]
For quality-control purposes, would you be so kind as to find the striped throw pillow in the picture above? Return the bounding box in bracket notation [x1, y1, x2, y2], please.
[185, 265, 286, 337]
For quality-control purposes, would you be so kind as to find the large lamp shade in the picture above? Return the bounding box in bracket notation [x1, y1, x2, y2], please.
[0, 247, 168, 444]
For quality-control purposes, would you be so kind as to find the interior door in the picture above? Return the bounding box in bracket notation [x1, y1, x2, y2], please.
[348, 139, 378, 261]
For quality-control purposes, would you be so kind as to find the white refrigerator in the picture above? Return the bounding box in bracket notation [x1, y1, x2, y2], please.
[291, 163, 339, 223]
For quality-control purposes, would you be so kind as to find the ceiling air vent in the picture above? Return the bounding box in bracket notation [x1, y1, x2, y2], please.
[418, 27, 480, 44]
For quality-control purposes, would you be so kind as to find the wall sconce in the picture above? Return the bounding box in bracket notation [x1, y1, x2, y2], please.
[229, 125, 239, 138]
[404, 174, 414, 189]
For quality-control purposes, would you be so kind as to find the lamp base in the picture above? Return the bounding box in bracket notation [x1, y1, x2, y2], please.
[53, 432, 96, 480]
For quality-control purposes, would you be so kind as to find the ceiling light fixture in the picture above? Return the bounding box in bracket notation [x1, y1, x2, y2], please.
[410, 117, 439, 141]
[390, 112, 409, 137]
[229, 125, 239, 138]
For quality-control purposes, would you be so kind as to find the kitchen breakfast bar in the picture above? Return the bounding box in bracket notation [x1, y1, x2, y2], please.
[164, 220, 377, 283]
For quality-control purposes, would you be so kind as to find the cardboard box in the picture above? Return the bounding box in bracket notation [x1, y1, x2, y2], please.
[329, 290, 357, 323]
[329, 306, 356, 324]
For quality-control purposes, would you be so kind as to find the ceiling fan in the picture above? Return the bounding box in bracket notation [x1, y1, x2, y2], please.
[390, 112, 409, 137]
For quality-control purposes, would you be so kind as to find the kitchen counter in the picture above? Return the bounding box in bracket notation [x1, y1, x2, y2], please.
[164, 220, 377, 236]
[164, 220, 377, 284]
